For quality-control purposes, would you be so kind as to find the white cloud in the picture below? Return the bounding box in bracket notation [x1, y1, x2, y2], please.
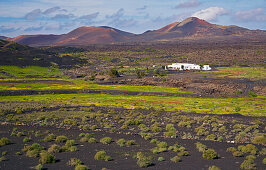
[192, 7, 228, 21]
[234, 8, 266, 22]
[175, 0, 201, 9]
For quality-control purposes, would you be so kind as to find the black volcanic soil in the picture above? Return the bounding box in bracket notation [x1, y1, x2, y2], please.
[0, 124, 265, 170]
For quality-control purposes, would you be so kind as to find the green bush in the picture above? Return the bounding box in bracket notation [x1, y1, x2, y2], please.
[67, 158, 83, 167]
[39, 151, 56, 164]
[136, 152, 153, 168]
[24, 143, 44, 158]
[195, 142, 207, 152]
[158, 157, 165, 161]
[246, 155, 256, 161]
[65, 140, 75, 147]
[69, 146, 78, 152]
[205, 134, 216, 141]
[88, 138, 97, 144]
[150, 139, 158, 144]
[94, 150, 112, 161]
[202, 149, 218, 160]
[263, 158, 266, 165]
[48, 144, 61, 153]
[126, 140, 136, 146]
[233, 151, 244, 157]
[208, 165, 221, 170]
[23, 137, 31, 143]
[238, 144, 258, 155]
[43, 134, 56, 142]
[80, 137, 89, 143]
[227, 147, 237, 152]
[240, 159, 256, 170]
[157, 141, 167, 148]
[178, 150, 189, 156]
[35, 164, 43, 170]
[0, 137, 11, 146]
[100, 137, 112, 144]
[170, 156, 181, 163]
[248, 91, 257, 97]
[55, 135, 68, 143]
[75, 165, 88, 170]
[116, 138, 126, 147]
[164, 131, 176, 138]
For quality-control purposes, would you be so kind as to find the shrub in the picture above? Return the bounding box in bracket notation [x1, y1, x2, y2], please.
[166, 124, 175, 131]
[0, 137, 11, 146]
[202, 149, 218, 160]
[69, 146, 78, 152]
[195, 142, 207, 152]
[24, 143, 44, 158]
[263, 158, 266, 165]
[238, 144, 258, 155]
[65, 140, 75, 147]
[170, 156, 181, 163]
[16, 132, 24, 137]
[248, 91, 257, 97]
[136, 152, 153, 168]
[206, 134, 216, 141]
[75, 165, 88, 170]
[178, 150, 189, 156]
[88, 138, 97, 144]
[259, 148, 266, 155]
[116, 138, 126, 147]
[233, 151, 244, 157]
[55, 136, 68, 143]
[240, 159, 256, 170]
[246, 155, 256, 161]
[43, 134, 56, 142]
[150, 139, 158, 144]
[48, 144, 61, 153]
[100, 137, 112, 144]
[108, 68, 120, 77]
[227, 147, 237, 152]
[35, 164, 43, 170]
[164, 131, 176, 138]
[208, 165, 221, 170]
[67, 158, 83, 167]
[126, 140, 136, 146]
[94, 150, 112, 161]
[157, 141, 167, 148]
[80, 137, 89, 143]
[158, 157, 165, 161]
[39, 151, 55, 164]
[23, 137, 31, 143]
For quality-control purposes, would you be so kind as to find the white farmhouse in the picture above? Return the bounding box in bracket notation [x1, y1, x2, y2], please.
[167, 63, 211, 71]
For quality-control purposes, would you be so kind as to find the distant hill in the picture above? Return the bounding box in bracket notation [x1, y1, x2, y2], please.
[0, 40, 86, 67]
[0, 36, 8, 40]
[6, 17, 266, 46]
[7, 26, 135, 47]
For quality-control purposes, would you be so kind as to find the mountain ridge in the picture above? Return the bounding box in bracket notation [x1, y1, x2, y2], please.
[5, 17, 266, 47]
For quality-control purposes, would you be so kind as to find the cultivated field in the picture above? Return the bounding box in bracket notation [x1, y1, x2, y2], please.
[0, 43, 265, 170]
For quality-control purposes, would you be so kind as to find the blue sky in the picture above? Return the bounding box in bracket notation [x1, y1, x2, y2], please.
[0, 0, 265, 37]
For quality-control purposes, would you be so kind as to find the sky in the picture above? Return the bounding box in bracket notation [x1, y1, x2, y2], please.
[0, 0, 265, 37]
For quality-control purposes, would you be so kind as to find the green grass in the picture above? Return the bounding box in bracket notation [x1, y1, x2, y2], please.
[0, 79, 192, 94]
[0, 66, 63, 78]
[0, 93, 264, 116]
[212, 67, 266, 80]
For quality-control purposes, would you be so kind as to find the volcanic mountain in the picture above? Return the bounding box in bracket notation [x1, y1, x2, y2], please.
[7, 17, 266, 46]
[137, 17, 262, 41]
[7, 26, 135, 47]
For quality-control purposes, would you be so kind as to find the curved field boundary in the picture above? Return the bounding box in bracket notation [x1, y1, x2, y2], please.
[0, 88, 204, 97]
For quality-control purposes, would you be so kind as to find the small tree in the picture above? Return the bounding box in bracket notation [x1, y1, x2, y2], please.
[135, 69, 145, 78]
[108, 68, 120, 77]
